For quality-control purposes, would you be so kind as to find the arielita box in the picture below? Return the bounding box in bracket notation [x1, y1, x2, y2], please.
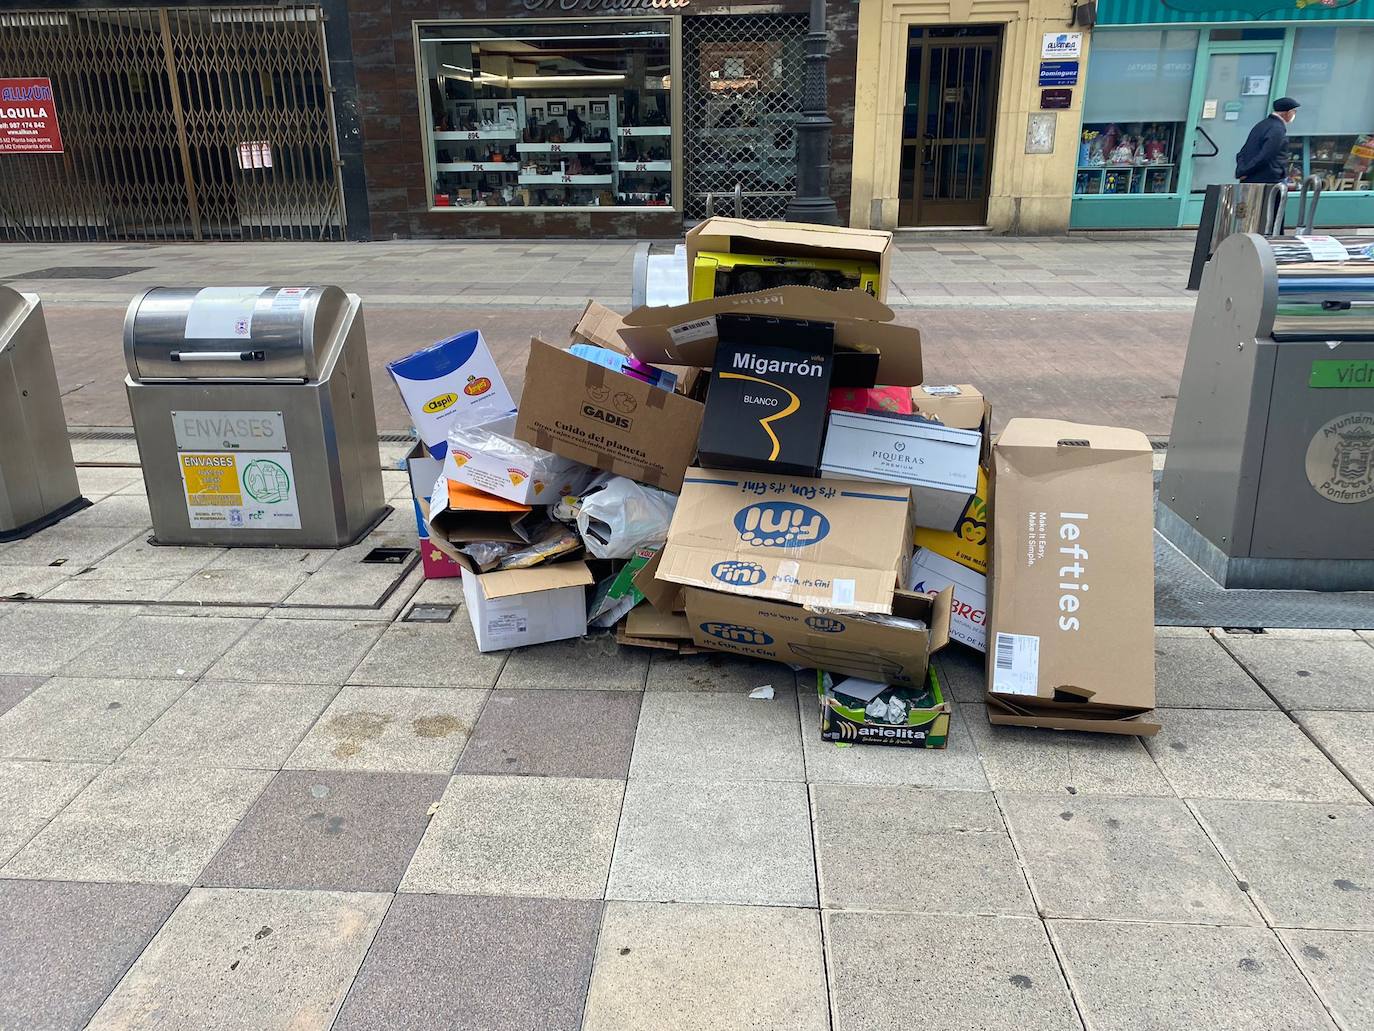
[658, 470, 913, 614]
[986, 419, 1158, 735]
[820, 410, 983, 532]
[816, 668, 950, 748]
[909, 547, 987, 652]
[387, 330, 515, 458]
[684, 585, 952, 686]
[445, 414, 596, 505]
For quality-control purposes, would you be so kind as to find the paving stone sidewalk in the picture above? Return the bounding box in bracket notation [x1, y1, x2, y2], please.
[1, 470, 1372, 1030]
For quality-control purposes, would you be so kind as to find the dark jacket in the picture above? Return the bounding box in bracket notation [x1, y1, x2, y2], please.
[1235, 114, 1289, 183]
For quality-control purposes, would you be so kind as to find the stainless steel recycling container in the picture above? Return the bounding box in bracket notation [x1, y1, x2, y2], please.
[124, 285, 386, 547]
[0, 285, 87, 541]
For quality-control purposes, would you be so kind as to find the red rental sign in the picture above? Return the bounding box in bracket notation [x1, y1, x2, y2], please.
[0, 77, 64, 154]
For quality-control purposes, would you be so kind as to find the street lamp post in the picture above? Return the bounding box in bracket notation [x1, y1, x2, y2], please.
[784, 0, 840, 225]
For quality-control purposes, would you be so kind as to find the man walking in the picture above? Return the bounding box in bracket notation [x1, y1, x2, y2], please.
[1236, 97, 1300, 183]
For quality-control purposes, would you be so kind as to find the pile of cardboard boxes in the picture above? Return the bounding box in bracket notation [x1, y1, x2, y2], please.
[394, 217, 1160, 748]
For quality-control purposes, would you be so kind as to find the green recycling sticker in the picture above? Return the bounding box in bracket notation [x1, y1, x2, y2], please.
[1310, 360, 1374, 389]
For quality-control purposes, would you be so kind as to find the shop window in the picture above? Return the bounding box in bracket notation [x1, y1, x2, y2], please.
[1076, 30, 1199, 196]
[417, 21, 673, 211]
[1286, 26, 1374, 192]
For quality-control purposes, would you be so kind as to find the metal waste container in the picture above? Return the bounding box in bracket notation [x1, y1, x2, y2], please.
[1186, 182, 1286, 290]
[124, 286, 386, 547]
[0, 285, 88, 541]
[1160, 233, 1374, 590]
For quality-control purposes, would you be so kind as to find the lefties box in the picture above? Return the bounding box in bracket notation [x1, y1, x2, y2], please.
[387, 330, 515, 459]
[684, 585, 952, 686]
[514, 338, 704, 493]
[910, 547, 988, 652]
[986, 419, 1158, 735]
[657, 470, 913, 614]
[820, 410, 983, 532]
[697, 314, 835, 476]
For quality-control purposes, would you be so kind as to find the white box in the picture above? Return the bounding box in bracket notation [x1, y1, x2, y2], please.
[461, 561, 594, 652]
[909, 547, 987, 652]
[820, 411, 982, 532]
[445, 415, 596, 505]
[387, 329, 516, 458]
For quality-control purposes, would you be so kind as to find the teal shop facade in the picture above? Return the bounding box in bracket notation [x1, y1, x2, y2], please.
[1070, 0, 1374, 229]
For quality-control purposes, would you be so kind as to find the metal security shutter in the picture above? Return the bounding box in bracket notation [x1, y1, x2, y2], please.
[681, 12, 807, 221]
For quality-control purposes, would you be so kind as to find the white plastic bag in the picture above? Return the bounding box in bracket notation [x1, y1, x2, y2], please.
[575, 475, 678, 559]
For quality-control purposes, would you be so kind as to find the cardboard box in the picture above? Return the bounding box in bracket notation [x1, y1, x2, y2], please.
[686, 218, 894, 302]
[617, 287, 923, 388]
[570, 300, 629, 352]
[430, 480, 531, 546]
[697, 315, 835, 476]
[985, 418, 1158, 735]
[445, 414, 596, 505]
[817, 667, 951, 748]
[633, 546, 685, 615]
[387, 330, 516, 459]
[912, 464, 990, 574]
[616, 606, 701, 654]
[406, 442, 461, 579]
[910, 384, 986, 430]
[515, 338, 704, 493]
[691, 251, 882, 302]
[684, 584, 952, 686]
[910, 547, 988, 653]
[461, 560, 594, 652]
[658, 470, 913, 614]
[820, 410, 983, 532]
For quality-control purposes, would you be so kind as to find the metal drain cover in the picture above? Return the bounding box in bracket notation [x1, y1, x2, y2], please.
[16, 266, 150, 279]
[362, 546, 412, 565]
[405, 604, 456, 624]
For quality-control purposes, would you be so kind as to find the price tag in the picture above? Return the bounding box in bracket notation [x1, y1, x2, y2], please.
[1297, 235, 1350, 263]
[560, 175, 573, 183]
[635, 162, 648, 171]
[549, 143, 562, 153]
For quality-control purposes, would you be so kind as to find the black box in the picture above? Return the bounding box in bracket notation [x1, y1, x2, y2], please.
[696, 314, 835, 476]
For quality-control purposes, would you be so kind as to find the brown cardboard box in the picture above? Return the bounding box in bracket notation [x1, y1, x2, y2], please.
[571, 300, 630, 352]
[684, 585, 952, 687]
[617, 287, 923, 387]
[632, 546, 686, 615]
[686, 218, 894, 302]
[657, 469, 913, 614]
[985, 418, 1159, 735]
[616, 606, 701, 654]
[514, 338, 705, 492]
[910, 384, 987, 430]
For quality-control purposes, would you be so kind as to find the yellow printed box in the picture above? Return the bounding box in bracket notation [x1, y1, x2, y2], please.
[912, 464, 988, 574]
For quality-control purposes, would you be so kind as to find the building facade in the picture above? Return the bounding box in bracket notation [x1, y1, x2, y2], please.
[849, 0, 1092, 233]
[1071, 0, 1374, 230]
[346, 0, 861, 240]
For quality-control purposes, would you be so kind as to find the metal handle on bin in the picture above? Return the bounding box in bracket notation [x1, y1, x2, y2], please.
[169, 349, 266, 363]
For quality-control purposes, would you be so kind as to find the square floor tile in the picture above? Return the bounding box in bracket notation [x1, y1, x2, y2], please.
[87, 887, 389, 1031]
[1295, 711, 1374, 797]
[200, 770, 446, 891]
[1193, 800, 1374, 930]
[0, 677, 188, 761]
[4, 763, 270, 884]
[0, 760, 103, 864]
[826, 912, 1079, 1031]
[584, 901, 827, 1031]
[0, 879, 186, 1031]
[285, 685, 484, 774]
[0, 565, 71, 599]
[608, 779, 816, 907]
[402, 774, 623, 899]
[334, 895, 601, 1031]
[1050, 920, 1335, 1031]
[0, 607, 135, 676]
[966, 703, 1170, 796]
[1277, 929, 1374, 1031]
[645, 653, 797, 694]
[1002, 792, 1257, 924]
[457, 689, 640, 778]
[498, 635, 648, 691]
[0, 526, 142, 569]
[348, 622, 506, 689]
[77, 467, 143, 498]
[1220, 637, 1374, 711]
[64, 493, 152, 528]
[1155, 638, 1276, 709]
[814, 785, 1031, 915]
[122, 680, 338, 769]
[1146, 709, 1362, 803]
[631, 688, 803, 783]
[800, 693, 989, 789]
[205, 619, 385, 685]
[59, 614, 250, 680]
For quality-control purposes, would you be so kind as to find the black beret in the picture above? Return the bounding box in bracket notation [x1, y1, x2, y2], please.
[1273, 97, 1300, 112]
